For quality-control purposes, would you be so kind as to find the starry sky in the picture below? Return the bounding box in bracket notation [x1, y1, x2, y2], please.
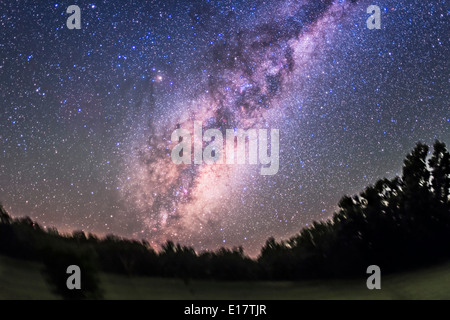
[0, 0, 448, 256]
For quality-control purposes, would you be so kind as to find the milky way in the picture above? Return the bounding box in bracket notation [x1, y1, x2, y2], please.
[0, 0, 448, 256]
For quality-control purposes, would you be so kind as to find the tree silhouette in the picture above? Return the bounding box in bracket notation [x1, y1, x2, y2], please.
[429, 140, 450, 204]
[0, 141, 450, 285]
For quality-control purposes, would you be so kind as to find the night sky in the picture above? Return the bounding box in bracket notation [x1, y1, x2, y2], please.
[0, 0, 448, 256]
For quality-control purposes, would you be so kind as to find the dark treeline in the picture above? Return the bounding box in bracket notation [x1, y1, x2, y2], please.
[1, 141, 449, 288]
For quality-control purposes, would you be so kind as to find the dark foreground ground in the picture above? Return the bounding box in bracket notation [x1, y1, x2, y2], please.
[1, 254, 450, 300]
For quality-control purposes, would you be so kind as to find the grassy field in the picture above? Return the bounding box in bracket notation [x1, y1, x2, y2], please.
[1, 254, 450, 299]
